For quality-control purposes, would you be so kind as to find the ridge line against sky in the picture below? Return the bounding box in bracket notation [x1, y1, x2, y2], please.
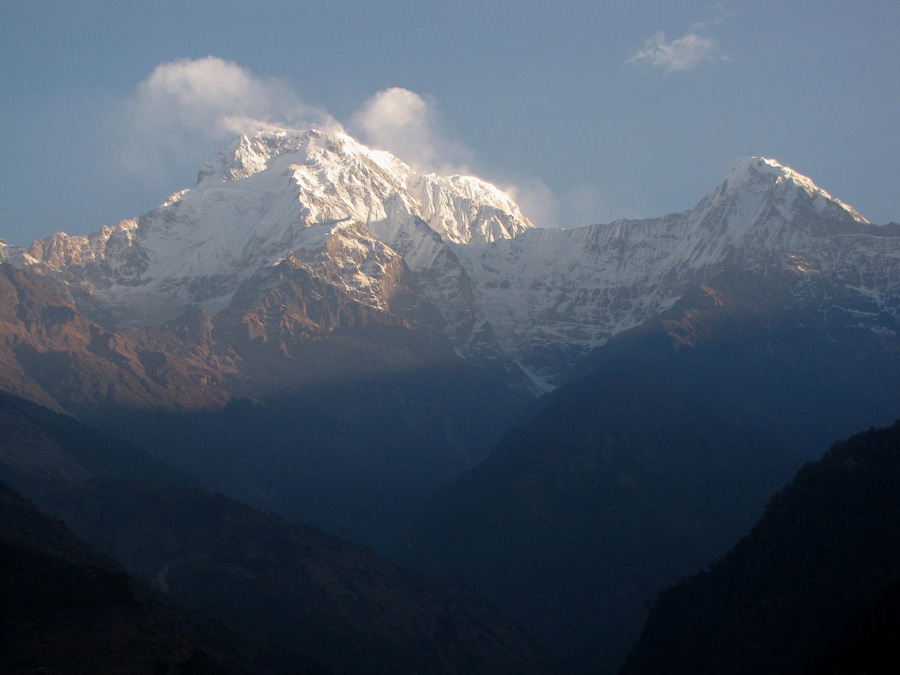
[1, 0, 897, 247]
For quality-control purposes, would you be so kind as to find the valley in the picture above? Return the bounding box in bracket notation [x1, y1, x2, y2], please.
[2, 127, 899, 673]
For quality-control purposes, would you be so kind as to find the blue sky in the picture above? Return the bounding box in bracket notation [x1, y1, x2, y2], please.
[1, 0, 897, 246]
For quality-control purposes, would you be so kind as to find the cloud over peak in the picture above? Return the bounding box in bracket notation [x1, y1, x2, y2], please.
[116, 56, 340, 190]
[131, 56, 339, 138]
[111, 58, 555, 227]
[350, 87, 473, 176]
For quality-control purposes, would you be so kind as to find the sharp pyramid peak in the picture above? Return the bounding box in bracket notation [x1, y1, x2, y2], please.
[721, 156, 868, 224]
[728, 157, 819, 194]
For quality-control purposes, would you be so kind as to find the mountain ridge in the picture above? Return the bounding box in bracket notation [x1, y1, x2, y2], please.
[452, 155, 900, 382]
[400, 261, 900, 672]
[3, 130, 897, 390]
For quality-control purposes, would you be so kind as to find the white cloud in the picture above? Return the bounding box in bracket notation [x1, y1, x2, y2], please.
[502, 178, 559, 229]
[350, 87, 473, 175]
[627, 31, 724, 72]
[350, 88, 558, 226]
[115, 56, 339, 188]
[111, 60, 560, 229]
[131, 56, 337, 137]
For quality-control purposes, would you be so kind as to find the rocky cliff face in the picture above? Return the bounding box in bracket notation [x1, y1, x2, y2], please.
[0, 129, 540, 408]
[0, 130, 529, 336]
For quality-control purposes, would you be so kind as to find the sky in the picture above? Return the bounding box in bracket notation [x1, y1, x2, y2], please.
[1, 0, 898, 247]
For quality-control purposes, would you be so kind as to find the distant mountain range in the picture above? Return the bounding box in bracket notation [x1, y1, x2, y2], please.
[2, 127, 899, 673]
[3, 130, 897, 392]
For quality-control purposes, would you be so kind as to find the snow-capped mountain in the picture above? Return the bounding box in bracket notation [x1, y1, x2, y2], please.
[4, 129, 898, 675]
[0, 130, 530, 342]
[453, 156, 900, 384]
[2, 129, 898, 389]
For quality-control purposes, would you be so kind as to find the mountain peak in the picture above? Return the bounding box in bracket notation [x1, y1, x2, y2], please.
[195, 127, 417, 188]
[196, 128, 320, 184]
[722, 156, 868, 225]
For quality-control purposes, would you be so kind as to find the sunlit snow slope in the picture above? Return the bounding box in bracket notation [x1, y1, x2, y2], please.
[3, 129, 898, 386]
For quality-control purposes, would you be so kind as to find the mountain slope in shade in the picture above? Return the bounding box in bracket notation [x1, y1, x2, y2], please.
[622, 421, 900, 675]
[44, 481, 561, 675]
[106, 359, 535, 549]
[0, 391, 200, 487]
[0, 480, 236, 675]
[401, 265, 900, 673]
[0, 393, 562, 675]
[0, 250, 533, 548]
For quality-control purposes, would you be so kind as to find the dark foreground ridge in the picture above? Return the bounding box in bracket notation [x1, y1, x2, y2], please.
[401, 267, 900, 673]
[622, 421, 900, 674]
[0, 393, 563, 675]
[0, 480, 234, 674]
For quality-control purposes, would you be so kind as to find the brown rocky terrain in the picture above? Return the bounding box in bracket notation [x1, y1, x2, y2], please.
[0, 264, 232, 417]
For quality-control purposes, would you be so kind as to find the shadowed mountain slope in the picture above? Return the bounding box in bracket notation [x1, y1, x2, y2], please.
[622, 421, 900, 675]
[0, 393, 561, 675]
[401, 267, 900, 673]
[0, 480, 236, 674]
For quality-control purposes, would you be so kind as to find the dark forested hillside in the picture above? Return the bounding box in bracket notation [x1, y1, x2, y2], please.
[0, 394, 561, 675]
[0, 481, 236, 674]
[38, 480, 559, 675]
[622, 421, 900, 674]
[0, 391, 199, 489]
[401, 270, 900, 673]
[102, 359, 531, 553]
